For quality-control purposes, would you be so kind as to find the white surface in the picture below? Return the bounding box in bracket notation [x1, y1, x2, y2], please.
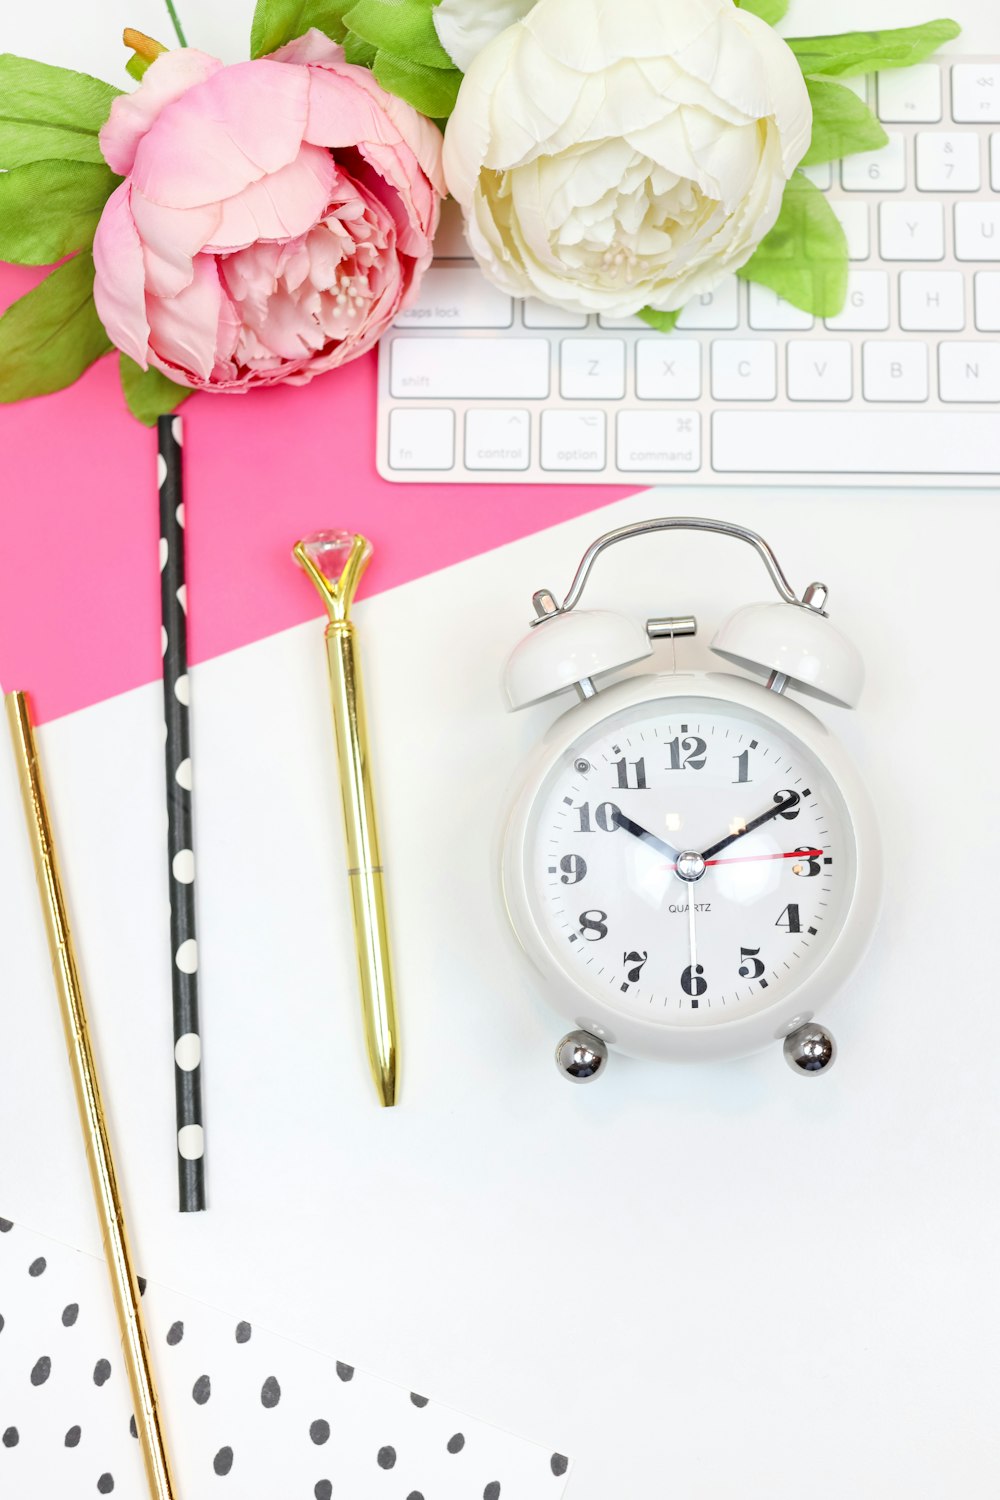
[2, 4, 1000, 1497]
[3, 484, 1000, 1499]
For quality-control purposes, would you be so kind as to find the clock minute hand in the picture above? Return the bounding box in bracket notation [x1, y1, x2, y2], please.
[700, 791, 801, 863]
[614, 811, 681, 864]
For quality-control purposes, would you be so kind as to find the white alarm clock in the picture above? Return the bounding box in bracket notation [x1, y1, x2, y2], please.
[499, 517, 881, 1082]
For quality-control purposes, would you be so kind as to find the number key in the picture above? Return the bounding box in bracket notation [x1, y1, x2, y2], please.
[841, 134, 906, 191]
[916, 131, 980, 191]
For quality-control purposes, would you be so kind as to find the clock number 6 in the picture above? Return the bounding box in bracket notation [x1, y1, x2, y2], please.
[681, 963, 707, 997]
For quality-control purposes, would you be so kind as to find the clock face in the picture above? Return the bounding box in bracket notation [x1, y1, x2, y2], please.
[525, 695, 858, 1027]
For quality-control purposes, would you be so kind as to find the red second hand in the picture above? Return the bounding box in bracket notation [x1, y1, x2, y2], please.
[704, 848, 823, 867]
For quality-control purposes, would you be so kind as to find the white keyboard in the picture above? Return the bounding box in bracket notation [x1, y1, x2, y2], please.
[376, 57, 1000, 487]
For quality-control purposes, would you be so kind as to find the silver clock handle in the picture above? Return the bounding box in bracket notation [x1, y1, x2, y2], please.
[555, 516, 811, 615]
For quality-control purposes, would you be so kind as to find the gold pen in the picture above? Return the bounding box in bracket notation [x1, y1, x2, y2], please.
[5, 691, 177, 1500]
[293, 531, 399, 1108]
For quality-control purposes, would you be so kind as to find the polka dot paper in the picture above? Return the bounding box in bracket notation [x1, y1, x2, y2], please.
[0, 1219, 572, 1499]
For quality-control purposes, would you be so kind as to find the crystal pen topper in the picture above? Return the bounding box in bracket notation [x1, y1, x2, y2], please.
[293, 531, 399, 1108]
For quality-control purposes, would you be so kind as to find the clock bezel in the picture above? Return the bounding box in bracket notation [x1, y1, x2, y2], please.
[500, 670, 882, 1063]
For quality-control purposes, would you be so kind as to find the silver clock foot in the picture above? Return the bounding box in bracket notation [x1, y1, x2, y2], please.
[555, 1030, 608, 1083]
[783, 1022, 837, 1075]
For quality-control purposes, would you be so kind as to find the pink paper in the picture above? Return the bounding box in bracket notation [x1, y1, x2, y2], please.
[0, 263, 637, 724]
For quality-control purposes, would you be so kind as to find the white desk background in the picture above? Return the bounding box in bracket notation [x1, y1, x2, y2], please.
[3, 4, 1000, 1498]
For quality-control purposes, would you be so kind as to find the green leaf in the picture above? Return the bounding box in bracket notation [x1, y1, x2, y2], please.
[737, 0, 789, 25]
[787, 19, 960, 79]
[0, 160, 120, 265]
[637, 307, 681, 333]
[119, 355, 191, 426]
[372, 49, 461, 118]
[126, 53, 153, 83]
[736, 174, 848, 317]
[249, 0, 351, 57]
[0, 254, 112, 403]
[0, 55, 121, 169]
[342, 0, 454, 69]
[343, 31, 379, 67]
[801, 77, 888, 165]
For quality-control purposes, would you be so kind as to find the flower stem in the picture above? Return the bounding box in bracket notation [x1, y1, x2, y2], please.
[163, 0, 188, 46]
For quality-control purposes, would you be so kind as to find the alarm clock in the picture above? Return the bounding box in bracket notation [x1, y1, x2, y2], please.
[499, 517, 881, 1082]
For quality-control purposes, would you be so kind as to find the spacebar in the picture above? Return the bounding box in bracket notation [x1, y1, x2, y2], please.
[713, 411, 1000, 475]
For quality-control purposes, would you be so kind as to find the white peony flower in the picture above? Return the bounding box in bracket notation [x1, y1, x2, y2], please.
[441, 0, 812, 317]
[433, 0, 537, 73]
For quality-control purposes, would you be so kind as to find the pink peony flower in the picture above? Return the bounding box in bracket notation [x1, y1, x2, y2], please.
[93, 30, 444, 392]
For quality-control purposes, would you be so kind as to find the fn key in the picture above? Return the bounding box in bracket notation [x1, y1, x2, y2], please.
[388, 409, 454, 470]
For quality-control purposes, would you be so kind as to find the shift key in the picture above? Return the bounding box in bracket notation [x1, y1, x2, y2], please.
[390, 337, 551, 398]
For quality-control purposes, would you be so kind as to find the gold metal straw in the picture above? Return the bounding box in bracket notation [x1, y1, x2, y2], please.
[4, 691, 178, 1500]
[293, 531, 399, 1107]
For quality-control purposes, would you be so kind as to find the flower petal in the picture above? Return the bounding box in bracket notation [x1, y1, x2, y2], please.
[100, 49, 223, 176]
[92, 181, 151, 366]
[129, 190, 222, 298]
[303, 63, 446, 197]
[432, 0, 537, 73]
[132, 61, 310, 209]
[147, 254, 225, 381]
[204, 144, 338, 253]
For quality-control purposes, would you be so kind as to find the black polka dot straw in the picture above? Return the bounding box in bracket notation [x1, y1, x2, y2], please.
[158, 415, 206, 1213]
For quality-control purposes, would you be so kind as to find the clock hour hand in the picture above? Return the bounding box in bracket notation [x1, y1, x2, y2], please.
[700, 791, 801, 863]
[614, 811, 681, 864]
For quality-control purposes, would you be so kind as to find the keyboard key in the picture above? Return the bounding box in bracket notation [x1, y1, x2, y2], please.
[955, 202, 1000, 261]
[833, 200, 870, 260]
[523, 299, 588, 329]
[464, 409, 530, 470]
[635, 339, 701, 399]
[974, 271, 1000, 331]
[951, 64, 1000, 122]
[801, 162, 832, 190]
[711, 340, 777, 400]
[862, 340, 929, 401]
[748, 284, 813, 330]
[712, 411, 1000, 474]
[388, 408, 454, 469]
[616, 411, 701, 472]
[786, 340, 853, 401]
[877, 63, 942, 122]
[915, 131, 980, 191]
[540, 410, 606, 471]
[939, 342, 1000, 401]
[432, 197, 472, 258]
[560, 337, 626, 399]
[676, 276, 740, 329]
[825, 271, 890, 330]
[597, 313, 646, 329]
[389, 337, 550, 398]
[899, 270, 965, 330]
[841, 134, 906, 191]
[394, 265, 513, 329]
[992, 134, 1000, 191]
[878, 201, 944, 260]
